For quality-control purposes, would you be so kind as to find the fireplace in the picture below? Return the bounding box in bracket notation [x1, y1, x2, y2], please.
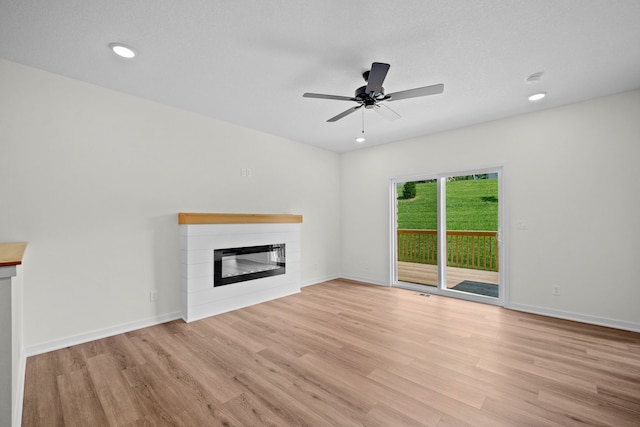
[179, 213, 302, 322]
[214, 243, 285, 287]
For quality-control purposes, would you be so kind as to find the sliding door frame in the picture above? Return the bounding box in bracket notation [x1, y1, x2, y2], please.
[389, 166, 507, 307]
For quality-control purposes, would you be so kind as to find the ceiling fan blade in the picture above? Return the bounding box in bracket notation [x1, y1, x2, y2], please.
[373, 104, 401, 121]
[365, 62, 390, 95]
[303, 93, 356, 101]
[327, 105, 363, 122]
[386, 83, 444, 101]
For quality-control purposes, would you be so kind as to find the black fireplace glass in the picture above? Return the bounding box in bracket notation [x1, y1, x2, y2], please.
[214, 243, 286, 287]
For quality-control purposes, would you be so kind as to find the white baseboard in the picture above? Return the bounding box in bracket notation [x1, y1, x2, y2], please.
[507, 302, 640, 333]
[25, 311, 183, 357]
[22, 276, 352, 357]
[23, 285, 637, 365]
[335, 276, 640, 333]
[337, 274, 390, 287]
[300, 274, 340, 287]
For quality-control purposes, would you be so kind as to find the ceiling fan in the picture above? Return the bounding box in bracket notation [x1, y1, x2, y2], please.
[303, 62, 444, 122]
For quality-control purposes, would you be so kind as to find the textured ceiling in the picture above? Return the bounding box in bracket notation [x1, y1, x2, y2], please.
[2, 0, 640, 152]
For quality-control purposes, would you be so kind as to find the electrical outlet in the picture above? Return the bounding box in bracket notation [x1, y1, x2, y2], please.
[150, 290, 158, 302]
[552, 286, 561, 296]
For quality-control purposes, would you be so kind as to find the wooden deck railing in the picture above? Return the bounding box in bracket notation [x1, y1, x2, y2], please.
[397, 229, 498, 272]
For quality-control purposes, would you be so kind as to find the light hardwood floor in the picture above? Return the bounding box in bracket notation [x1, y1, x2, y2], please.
[23, 279, 640, 426]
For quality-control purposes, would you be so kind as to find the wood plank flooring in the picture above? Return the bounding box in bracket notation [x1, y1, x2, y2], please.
[22, 279, 640, 426]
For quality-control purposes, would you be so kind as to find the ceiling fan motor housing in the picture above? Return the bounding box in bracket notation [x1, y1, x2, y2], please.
[355, 85, 385, 107]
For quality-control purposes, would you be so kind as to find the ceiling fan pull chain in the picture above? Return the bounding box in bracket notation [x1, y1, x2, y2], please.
[362, 107, 365, 134]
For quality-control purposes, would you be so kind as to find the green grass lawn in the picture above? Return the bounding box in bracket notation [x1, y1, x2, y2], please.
[397, 178, 498, 230]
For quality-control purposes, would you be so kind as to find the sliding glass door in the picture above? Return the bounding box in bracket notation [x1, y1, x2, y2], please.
[392, 169, 503, 303]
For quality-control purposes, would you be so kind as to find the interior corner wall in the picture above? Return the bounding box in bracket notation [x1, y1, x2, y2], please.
[0, 59, 341, 349]
[340, 89, 640, 328]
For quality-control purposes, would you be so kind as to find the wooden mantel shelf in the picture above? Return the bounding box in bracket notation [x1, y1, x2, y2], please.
[0, 242, 28, 267]
[178, 213, 303, 225]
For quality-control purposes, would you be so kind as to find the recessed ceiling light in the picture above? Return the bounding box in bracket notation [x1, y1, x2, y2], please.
[355, 137, 366, 143]
[109, 43, 136, 59]
[528, 92, 546, 101]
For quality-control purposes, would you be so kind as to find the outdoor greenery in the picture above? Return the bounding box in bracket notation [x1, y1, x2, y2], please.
[396, 177, 498, 230]
[396, 176, 499, 271]
[400, 181, 417, 199]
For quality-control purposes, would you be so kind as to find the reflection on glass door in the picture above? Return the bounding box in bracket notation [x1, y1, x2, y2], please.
[394, 170, 501, 300]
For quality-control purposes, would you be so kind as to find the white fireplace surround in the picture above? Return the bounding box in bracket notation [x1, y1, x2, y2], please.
[179, 213, 301, 322]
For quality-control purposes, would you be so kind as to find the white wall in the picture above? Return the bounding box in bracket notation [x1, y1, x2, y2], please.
[0, 59, 341, 349]
[2, 56, 639, 352]
[340, 89, 640, 328]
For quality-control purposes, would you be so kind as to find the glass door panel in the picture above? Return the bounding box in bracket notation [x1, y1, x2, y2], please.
[445, 173, 500, 298]
[395, 179, 439, 286]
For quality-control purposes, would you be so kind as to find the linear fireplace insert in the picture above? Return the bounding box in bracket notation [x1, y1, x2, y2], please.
[214, 243, 286, 287]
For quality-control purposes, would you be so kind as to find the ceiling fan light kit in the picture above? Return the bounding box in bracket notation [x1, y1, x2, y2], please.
[303, 62, 444, 123]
